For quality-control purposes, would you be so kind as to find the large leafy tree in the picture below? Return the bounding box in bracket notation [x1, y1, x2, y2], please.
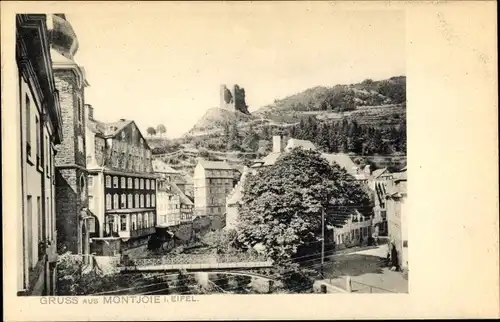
[236, 148, 372, 267]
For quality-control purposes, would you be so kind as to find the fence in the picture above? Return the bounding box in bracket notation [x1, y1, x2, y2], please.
[349, 279, 396, 293]
[126, 253, 269, 267]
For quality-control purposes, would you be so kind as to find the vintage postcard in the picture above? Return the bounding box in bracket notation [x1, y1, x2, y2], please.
[2, 1, 498, 321]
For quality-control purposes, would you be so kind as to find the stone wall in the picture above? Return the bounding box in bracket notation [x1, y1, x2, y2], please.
[55, 168, 79, 253]
[54, 71, 76, 165]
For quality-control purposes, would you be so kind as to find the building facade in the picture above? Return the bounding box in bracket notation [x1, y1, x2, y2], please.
[194, 160, 235, 229]
[85, 106, 157, 254]
[386, 168, 408, 271]
[153, 159, 194, 227]
[15, 14, 63, 295]
[50, 14, 92, 259]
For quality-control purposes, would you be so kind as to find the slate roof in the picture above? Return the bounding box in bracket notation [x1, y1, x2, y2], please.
[198, 159, 233, 170]
[285, 138, 317, 151]
[321, 153, 358, 176]
[87, 118, 133, 138]
[152, 159, 179, 174]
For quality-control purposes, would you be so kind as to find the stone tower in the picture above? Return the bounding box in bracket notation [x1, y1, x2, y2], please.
[219, 84, 250, 114]
[49, 14, 91, 256]
[220, 84, 235, 111]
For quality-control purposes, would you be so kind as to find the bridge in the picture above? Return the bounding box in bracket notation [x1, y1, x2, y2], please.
[119, 258, 274, 273]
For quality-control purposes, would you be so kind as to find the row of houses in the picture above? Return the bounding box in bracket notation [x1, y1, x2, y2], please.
[13, 14, 199, 296]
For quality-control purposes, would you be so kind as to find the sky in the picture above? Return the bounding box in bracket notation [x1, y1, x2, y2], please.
[67, 3, 405, 138]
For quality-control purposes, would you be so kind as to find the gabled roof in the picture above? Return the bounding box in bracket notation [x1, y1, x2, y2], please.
[261, 152, 282, 166]
[226, 167, 250, 205]
[285, 138, 317, 151]
[321, 153, 358, 176]
[168, 182, 194, 206]
[372, 168, 389, 179]
[152, 159, 179, 174]
[87, 118, 133, 138]
[197, 159, 233, 170]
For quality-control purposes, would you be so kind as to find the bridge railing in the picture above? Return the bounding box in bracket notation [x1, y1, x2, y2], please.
[125, 252, 270, 267]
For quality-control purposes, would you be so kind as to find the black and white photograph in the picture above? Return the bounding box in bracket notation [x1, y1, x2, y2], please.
[2, 2, 498, 320]
[12, 8, 408, 297]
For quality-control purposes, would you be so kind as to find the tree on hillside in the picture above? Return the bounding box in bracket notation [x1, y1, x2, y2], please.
[260, 125, 271, 140]
[156, 124, 167, 137]
[236, 148, 372, 288]
[227, 121, 242, 151]
[242, 126, 260, 152]
[146, 127, 157, 136]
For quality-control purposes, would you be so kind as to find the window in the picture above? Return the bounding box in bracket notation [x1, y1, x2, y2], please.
[80, 175, 86, 203]
[149, 213, 154, 227]
[106, 194, 112, 210]
[121, 194, 126, 208]
[146, 195, 150, 207]
[88, 196, 94, 210]
[144, 213, 149, 228]
[152, 195, 156, 207]
[78, 136, 84, 153]
[120, 215, 127, 231]
[131, 214, 137, 230]
[151, 180, 155, 190]
[35, 116, 41, 165]
[113, 176, 118, 188]
[77, 98, 83, 124]
[140, 195, 144, 208]
[138, 213, 143, 229]
[45, 134, 50, 174]
[128, 194, 133, 208]
[140, 179, 144, 189]
[113, 216, 118, 233]
[135, 178, 139, 189]
[135, 194, 139, 208]
[88, 217, 96, 233]
[146, 180, 150, 190]
[113, 194, 119, 209]
[88, 176, 93, 189]
[106, 176, 111, 188]
[128, 178, 133, 188]
[121, 177, 126, 188]
[25, 94, 31, 158]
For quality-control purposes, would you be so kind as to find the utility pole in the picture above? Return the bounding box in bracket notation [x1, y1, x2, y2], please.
[321, 207, 325, 277]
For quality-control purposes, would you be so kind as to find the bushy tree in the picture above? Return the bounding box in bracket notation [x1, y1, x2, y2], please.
[236, 148, 372, 270]
[146, 127, 157, 136]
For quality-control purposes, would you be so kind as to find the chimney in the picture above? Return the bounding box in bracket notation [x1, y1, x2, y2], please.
[272, 135, 282, 153]
[85, 104, 94, 121]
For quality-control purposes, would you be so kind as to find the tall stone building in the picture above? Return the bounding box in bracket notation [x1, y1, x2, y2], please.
[49, 14, 91, 258]
[14, 14, 62, 295]
[194, 160, 236, 229]
[85, 106, 157, 254]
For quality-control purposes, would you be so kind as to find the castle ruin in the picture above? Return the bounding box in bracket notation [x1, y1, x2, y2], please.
[220, 84, 250, 114]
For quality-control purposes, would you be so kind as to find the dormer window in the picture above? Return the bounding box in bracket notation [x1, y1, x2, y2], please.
[121, 132, 126, 140]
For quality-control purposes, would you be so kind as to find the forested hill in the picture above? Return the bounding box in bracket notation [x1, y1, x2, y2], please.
[255, 76, 406, 116]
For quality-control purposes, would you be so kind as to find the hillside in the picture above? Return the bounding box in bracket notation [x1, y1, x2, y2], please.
[253, 76, 406, 123]
[149, 76, 407, 177]
[184, 107, 255, 137]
